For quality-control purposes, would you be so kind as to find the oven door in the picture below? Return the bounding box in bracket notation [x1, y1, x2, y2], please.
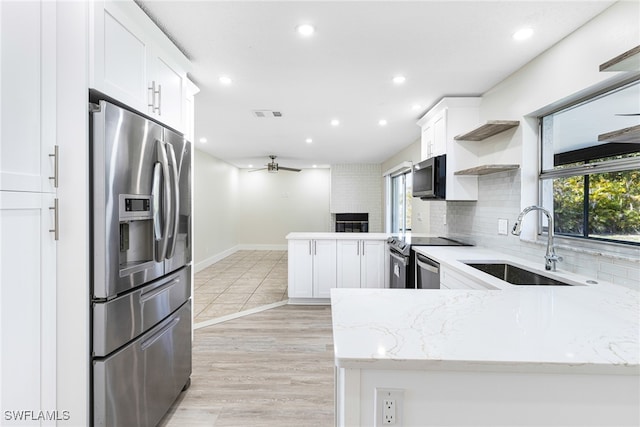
[415, 253, 440, 289]
[389, 250, 409, 289]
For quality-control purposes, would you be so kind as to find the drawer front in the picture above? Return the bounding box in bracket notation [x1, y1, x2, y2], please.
[93, 302, 191, 427]
[93, 266, 191, 357]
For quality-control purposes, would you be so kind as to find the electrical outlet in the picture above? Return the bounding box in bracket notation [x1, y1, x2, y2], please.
[383, 399, 396, 424]
[498, 218, 509, 235]
[375, 388, 404, 426]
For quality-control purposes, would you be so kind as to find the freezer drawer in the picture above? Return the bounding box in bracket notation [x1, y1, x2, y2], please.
[93, 301, 191, 427]
[93, 266, 191, 357]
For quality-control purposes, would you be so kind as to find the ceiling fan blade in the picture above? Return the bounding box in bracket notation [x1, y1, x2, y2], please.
[248, 167, 267, 172]
[278, 166, 302, 172]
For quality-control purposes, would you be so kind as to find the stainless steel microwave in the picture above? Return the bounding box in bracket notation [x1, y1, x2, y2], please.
[412, 154, 446, 199]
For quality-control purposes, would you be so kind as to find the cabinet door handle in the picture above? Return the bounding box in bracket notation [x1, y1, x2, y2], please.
[308, 241, 311, 255]
[361, 241, 365, 256]
[48, 145, 59, 188]
[314, 240, 317, 255]
[156, 84, 162, 116]
[148, 81, 161, 114]
[356, 241, 359, 255]
[49, 198, 59, 241]
[148, 81, 156, 111]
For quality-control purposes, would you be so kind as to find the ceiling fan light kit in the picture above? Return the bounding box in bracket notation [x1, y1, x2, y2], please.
[248, 155, 301, 173]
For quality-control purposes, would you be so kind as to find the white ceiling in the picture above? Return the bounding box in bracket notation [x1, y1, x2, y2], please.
[136, 0, 614, 170]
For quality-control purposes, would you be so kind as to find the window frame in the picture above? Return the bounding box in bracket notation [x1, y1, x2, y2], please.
[538, 77, 640, 248]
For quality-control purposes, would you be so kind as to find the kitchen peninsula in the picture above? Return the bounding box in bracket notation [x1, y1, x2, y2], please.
[332, 247, 640, 426]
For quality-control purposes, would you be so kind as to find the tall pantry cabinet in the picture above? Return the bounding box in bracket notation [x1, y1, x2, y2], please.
[0, 0, 57, 423]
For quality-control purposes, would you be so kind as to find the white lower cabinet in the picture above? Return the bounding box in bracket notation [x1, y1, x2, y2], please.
[288, 238, 386, 301]
[288, 239, 337, 299]
[336, 240, 385, 289]
[0, 191, 56, 423]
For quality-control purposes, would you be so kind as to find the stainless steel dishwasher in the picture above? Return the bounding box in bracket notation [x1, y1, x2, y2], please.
[415, 253, 440, 289]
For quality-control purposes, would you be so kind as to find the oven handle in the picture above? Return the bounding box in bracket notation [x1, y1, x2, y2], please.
[416, 254, 439, 274]
[389, 250, 408, 266]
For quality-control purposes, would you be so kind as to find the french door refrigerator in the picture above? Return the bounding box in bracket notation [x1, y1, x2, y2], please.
[90, 99, 192, 427]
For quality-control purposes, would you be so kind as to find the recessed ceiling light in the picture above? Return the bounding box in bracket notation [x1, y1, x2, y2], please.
[312, 164, 317, 168]
[305, 138, 313, 144]
[392, 75, 406, 85]
[199, 137, 207, 143]
[513, 27, 533, 41]
[296, 23, 315, 37]
[411, 104, 422, 111]
[331, 119, 340, 126]
[219, 75, 232, 85]
[378, 119, 388, 126]
[248, 164, 253, 168]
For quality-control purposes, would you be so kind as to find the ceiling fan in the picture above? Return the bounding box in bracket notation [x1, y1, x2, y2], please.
[248, 155, 301, 173]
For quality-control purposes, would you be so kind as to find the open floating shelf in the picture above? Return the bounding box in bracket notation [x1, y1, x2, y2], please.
[597, 124, 640, 143]
[599, 45, 640, 72]
[454, 164, 520, 176]
[454, 120, 520, 141]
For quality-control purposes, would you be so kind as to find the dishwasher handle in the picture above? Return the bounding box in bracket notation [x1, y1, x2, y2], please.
[416, 254, 439, 274]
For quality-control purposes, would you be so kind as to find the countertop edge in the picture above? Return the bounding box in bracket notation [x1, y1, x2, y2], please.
[334, 357, 640, 376]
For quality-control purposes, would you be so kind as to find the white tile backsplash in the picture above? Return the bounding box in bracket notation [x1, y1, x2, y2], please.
[429, 169, 640, 290]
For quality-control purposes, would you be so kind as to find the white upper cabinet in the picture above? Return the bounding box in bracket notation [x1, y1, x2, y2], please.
[417, 97, 482, 201]
[0, 1, 56, 193]
[90, 0, 190, 132]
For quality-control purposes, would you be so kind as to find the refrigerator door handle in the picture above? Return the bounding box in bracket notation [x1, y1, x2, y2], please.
[140, 317, 180, 351]
[154, 140, 171, 262]
[166, 143, 180, 259]
[152, 162, 163, 244]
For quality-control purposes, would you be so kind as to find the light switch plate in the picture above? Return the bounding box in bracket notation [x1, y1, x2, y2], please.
[498, 218, 509, 235]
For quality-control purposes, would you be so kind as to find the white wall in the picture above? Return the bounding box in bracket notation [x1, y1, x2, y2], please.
[237, 168, 331, 246]
[193, 149, 240, 269]
[426, 1, 640, 289]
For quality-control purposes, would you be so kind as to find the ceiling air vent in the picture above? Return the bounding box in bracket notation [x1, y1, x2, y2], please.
[252, 110, 283, 118]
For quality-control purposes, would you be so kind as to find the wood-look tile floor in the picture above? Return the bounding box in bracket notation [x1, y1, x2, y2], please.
[194, 250, 289, 323]
[158, 304, 335, 427]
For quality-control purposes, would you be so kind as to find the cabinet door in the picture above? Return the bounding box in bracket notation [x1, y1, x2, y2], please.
[432, 110, 447, 157]
[0, 191, 56, 420]
[150, 53, 185, 131]
[361, 240, 386, 288]
[421, 123, 434, 160]
[93, 1, 149, 113]
[336, 240, 361, 289]
[313, 240, 337, 298]
[0, 1, 56, 193]
[288, 240, 313, 298]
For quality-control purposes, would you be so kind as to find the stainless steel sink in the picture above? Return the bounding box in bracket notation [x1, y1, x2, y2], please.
[464, 262, 574, 286]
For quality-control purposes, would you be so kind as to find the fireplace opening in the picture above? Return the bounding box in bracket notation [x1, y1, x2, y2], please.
[335, 213, 369, 232]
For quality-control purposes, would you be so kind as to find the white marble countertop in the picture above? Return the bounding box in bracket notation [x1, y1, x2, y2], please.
[331, 247, 640, 375]
[286, 232, 390, 240]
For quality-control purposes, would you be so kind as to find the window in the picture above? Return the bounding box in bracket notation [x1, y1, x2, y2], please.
[390, 171, 412, 234]
[540, 79, 640, 245]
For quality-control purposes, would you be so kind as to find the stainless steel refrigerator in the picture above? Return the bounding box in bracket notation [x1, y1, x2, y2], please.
[90, 100, 192, 427]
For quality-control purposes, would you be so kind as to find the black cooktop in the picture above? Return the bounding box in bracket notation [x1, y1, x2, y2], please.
[387, 235, 473, 256]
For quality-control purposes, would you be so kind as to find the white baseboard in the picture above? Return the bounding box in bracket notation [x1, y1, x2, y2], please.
[194, 245, 239, 273]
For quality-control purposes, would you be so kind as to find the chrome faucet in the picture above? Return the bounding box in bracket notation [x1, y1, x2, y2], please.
[512, 206, 563, 271]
